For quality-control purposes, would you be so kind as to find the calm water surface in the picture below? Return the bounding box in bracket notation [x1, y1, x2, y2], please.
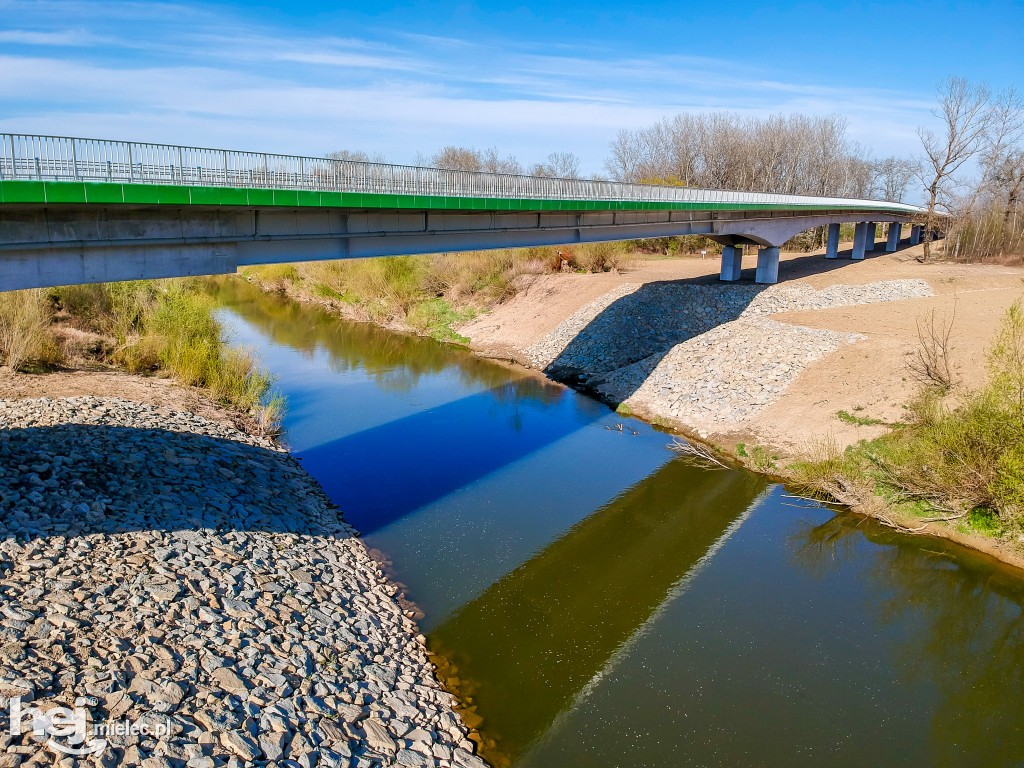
[212, 278, 1024, 768]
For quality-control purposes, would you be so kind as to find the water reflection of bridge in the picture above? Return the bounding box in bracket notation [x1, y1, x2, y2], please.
[427, 459, 768, 765]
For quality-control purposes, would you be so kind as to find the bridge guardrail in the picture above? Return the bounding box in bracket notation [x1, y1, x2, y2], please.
[0, 134, 923, 214]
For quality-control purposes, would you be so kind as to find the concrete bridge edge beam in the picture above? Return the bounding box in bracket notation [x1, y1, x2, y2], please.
[755, 246, 780, 284]
[825, 223, 840, 259]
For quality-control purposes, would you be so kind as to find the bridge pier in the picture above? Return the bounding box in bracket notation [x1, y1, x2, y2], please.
[719, 245, 743, 281]
[865, 223, 877, 252]
[825, 223, 840, 259]
[852, 222, 868, 260]
[910, 225, 922, 245]
[755, 246, 780, 284]
[886, 222, 901, 252]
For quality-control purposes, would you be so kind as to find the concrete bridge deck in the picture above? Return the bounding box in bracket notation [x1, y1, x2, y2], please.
[0, 134, 926, 291]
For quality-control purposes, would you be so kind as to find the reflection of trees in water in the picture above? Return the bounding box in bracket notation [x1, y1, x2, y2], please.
[207, 277, 564, 407]
[789, 513, 1024, 767]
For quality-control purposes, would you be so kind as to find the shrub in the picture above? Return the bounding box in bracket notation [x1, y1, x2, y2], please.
[244, 247, 565, 343]
[0, 288, 60, 371]
[792, 301, 1024, 528]
[576, 241, 629, 272]
[991, 443, 1024, 516]
[48, 279, 284, 432]
[906, 307, 958, 389]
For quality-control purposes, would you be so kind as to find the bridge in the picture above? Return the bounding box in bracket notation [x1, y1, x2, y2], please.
[0, 134, 926, 292]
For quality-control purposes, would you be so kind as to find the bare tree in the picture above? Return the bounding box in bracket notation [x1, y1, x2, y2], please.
[872, 156, 917, 202]
[978, 88, 1024, 196]
[479, 147, 523, 175]
[430, 146, 484, 172]
[603, 110, 873, 199]
[531, 151, 581, 179]
[325, 149, 386, 163]
[917, 77, 993, 261]
[989, 148, 1024, 253]
[425, 146, 524, 175]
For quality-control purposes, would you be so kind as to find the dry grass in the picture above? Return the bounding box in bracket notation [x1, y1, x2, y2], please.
[945, 207, 1024, 264]
[0, 288, 61, 371]
[0, 281, 285, 434]
[246, 248, 564, 341]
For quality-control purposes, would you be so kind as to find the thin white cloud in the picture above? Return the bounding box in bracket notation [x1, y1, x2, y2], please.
[0, 29, 106, 46]
[0, 1, 941, 174]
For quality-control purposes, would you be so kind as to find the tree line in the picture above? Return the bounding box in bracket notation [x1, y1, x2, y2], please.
[329, 75, 1024, 261]
[328, 146, 582, 179]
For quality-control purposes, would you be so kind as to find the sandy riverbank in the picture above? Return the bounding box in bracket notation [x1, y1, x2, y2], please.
[0, 382, 485, 768]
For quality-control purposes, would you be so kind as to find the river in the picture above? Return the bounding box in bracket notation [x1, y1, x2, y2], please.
[211, 277, 1024, 768]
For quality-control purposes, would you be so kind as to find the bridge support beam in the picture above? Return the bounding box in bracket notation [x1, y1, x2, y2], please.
[755, 246, 780, 284]
[865, 223, 877, 252]
[886, 222, 901, 252]
[910, 225, 922, 245]
[852, 222, 868, 260]
[825, 223, 840, 259]
[719, 245, 743, 281]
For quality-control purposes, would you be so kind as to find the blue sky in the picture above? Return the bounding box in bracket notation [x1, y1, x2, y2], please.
[1, 0, 1021, 176]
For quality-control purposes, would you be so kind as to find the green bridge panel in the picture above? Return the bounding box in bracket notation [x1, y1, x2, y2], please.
[0, 180, 886, 214]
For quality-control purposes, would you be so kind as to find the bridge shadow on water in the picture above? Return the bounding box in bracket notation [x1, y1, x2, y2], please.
[295, 379, 608, 535]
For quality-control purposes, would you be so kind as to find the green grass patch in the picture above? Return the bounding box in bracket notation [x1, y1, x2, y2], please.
[749, 445, 777, 473]
[615, 402, 633, 416]
[406, 298, 475, 344]
[836, 409, 885, 426]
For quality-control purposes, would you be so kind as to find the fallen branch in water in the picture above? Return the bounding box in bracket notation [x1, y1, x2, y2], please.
[669, 437, 730, 469]
[873, 509, 969, 534]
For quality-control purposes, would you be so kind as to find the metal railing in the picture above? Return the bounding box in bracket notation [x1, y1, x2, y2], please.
[0, 134, 923, 213]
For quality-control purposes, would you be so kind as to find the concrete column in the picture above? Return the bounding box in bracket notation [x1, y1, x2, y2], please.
[910, 225, 922, 245]
[865, 223, 877, 252]
[755, 246, 780, 284]
[825, 223, 840, 259]
[886, 222, 901, 252]
[719, 245, 743, 281]
[852, 222, 868, 260]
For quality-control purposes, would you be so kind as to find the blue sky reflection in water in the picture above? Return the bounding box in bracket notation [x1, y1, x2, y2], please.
[212, 278, 1024, 768]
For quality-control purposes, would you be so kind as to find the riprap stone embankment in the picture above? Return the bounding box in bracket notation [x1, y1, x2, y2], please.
[0, 397, 484, 768]
[523, 279, 933, 437]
